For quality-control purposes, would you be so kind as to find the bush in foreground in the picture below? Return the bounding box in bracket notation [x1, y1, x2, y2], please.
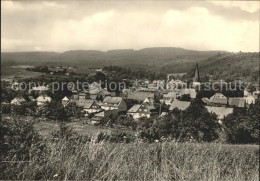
[0, 117, 259, 180]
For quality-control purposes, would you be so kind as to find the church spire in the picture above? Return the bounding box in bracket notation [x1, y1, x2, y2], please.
[193, 63, 200, 82]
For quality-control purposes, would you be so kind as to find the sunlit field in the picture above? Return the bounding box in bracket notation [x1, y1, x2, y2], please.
[1, 119, 259, 180]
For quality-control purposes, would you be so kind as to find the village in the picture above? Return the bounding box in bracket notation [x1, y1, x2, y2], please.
[4, 63, 259, 127]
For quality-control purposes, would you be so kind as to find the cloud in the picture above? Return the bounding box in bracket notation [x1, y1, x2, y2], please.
[210, 1, 260, 13]
[1, 1, 259, 52]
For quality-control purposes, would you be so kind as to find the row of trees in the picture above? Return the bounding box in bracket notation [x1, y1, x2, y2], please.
[1, 101, 85, 121]
[115, 98, 259, 144]
[103, 65, 166, 81]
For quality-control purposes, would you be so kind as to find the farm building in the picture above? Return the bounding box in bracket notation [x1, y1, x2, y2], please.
[36, 94, 52, 106]
[99, 97, 127, 113]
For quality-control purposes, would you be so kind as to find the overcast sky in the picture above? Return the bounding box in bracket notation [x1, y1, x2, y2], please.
[1, 1, 259, 52]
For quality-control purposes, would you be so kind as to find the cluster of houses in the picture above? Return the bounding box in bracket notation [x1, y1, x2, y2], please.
[10, 86, 52, 107]
[7, 64, 259, 125]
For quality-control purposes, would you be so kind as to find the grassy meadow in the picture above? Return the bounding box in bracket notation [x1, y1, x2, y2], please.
[1, 115, 259, 180]
[2, 138, 259, 180]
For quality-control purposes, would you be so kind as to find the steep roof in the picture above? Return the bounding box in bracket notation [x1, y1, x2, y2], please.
[143, 97, 154, 104]
[76, 99, 95, 109]
[62, 96, 69, 101]
[103, 97, 122, 105]
[11, 96, 27, 104]
[127, 104, 141, 113]
[163, 91, 176, 98]
[206, 106, 233, 120]
[228, 98, 245, 107]
[141, 101, 156, 110]
[127, 92, 154, 102]
[210, 93, 227, 105]
[169, 100, 191, 111]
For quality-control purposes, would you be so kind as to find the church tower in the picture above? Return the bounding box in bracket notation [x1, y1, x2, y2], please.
[193, 63, 200, 82]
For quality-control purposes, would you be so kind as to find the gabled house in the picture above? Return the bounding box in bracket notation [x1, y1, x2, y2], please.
[161, 91, 177, 105]
[36, 94, 52, 106]
[127, 101, 156, 119]
[11, 96, 27, 105]
[245, 94, 258, 105]
[89, 88, 111, 101]
[97, 89, 112, 99]
[62, 96, 70, 107]
[100, 96, 127, 113]
[142, 97, 156, 110]
[209, 93, 228, 106]
[143, 97, 154, 104]
[127, 104, 142, 119]
[75, 99, 102, 116]
[169, 100, 191, 111]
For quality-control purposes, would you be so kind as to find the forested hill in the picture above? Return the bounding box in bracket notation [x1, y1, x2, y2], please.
[2, 48, 259, 84]
[1, 47, 223, 67]
[197, 52, 259, 83]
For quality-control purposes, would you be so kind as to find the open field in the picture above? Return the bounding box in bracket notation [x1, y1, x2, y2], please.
[34, 120, 116, 137]
[1, 65, 44, 80]
[2, 140, 259, 180]
[1, 114, 129, 138]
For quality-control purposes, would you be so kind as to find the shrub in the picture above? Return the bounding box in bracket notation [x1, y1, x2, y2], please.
[1, 104, 11, 114]
[0, 117, 46, 179]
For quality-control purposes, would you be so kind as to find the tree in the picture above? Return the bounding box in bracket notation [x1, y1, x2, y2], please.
[223, 101, 259, 144]
[135, 100, 220, 142]
[65, 102, 85, 118]
[179, 100, 219, 141]
[44, 101, 68, 121]
[179, 94, 191, 101]
[12, 105, 27, 115]
[1, 104, 11, 114]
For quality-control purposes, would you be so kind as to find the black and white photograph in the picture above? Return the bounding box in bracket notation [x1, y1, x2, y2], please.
[1, 0, 259, 180]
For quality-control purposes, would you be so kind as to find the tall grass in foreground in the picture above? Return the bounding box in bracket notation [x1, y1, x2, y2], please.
[2, 139, 259, 180]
